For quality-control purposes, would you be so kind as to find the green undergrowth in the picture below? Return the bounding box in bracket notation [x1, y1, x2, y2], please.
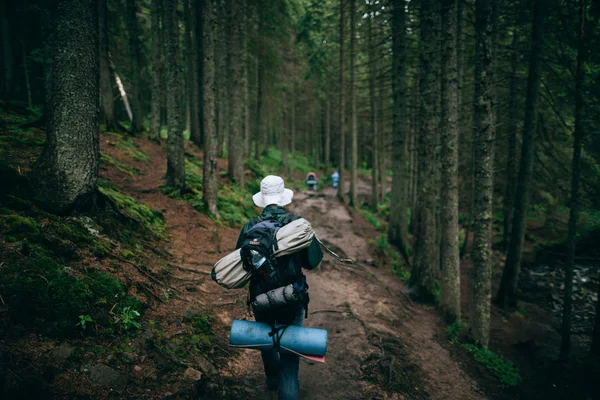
[104, 131, 149, 162]
[0, 195, 143, 337]
[99, 181, 165, 238]
[101, 153, 140, 176]
[446, 321, 522, 388]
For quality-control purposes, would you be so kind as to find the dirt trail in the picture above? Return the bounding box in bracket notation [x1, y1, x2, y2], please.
[221, 187, 486, 400]
[100, 137, 485, 399]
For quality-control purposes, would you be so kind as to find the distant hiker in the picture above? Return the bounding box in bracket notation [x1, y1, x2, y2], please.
[305, 172, 318, 192]
[235, 175, 323, 399]
[331, 170, 339, 188]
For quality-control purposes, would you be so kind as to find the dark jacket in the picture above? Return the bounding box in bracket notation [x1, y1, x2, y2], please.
[236, 206, 323, 300]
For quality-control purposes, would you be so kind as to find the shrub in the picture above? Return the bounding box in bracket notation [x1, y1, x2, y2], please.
[462, 343, 522, 388]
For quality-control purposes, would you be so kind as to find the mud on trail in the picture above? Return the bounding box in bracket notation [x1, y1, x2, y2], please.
[218, 187, 485, 400]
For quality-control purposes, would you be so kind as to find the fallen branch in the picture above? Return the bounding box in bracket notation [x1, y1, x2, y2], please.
[310, 309, 346, 315]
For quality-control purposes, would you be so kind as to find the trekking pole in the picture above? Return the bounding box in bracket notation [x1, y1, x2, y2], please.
[315, 236, 356, 265]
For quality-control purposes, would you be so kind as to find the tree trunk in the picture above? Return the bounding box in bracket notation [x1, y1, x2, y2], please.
[496, 0, 546, 310]
[440, 0, 460, 323]
[126, 0, 144, 133]
[215, 0, 226, 158]
[255, 15, 263, 162]
[150, 0, 162, 141]
[503, 19, 520, 249]
[368, 7, 378, 211]
[349, 0, 358, 206]
[165, 0, 185, 191]
[325, 96, 331, 176]
[337, 0, 346, 201]
[226, 0, 244, 185]
[378, 53, 387, 204]
[471, 0, 494, 348]
[243, 7, 250, 158]
[184, 0, 201, 146]
[21, 40, 32, 108]
[282, 110, 288, 169]
[560, 0, 586, 360]
[290, 87, 296, 172]
[31, 0, 99, 213]
[99, 0, 116, 131]
[410, 0, 438, 301]
[389, 0, 409, 261]
[202, 0, 218, 217]
[1, 0, 14, 98]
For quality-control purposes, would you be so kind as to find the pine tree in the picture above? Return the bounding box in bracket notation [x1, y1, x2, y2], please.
[202, 0, 218, 217]
[410, 0, 438, 301]
[471, 0, 494, 348]
[126, 0, 144, 133]
[440, 0, 460, 323]
[165, 0, 185, 191]
[349, 0, 358, 206]
[31, 0, 100, 213]
[149, 0, 162, 142]
[99, 0, 116, 132]
[496, 0, 547, 310]
[337, 0, 346, 201]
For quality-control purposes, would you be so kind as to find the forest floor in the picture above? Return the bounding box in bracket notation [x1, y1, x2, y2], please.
[1, 108, 598, 399]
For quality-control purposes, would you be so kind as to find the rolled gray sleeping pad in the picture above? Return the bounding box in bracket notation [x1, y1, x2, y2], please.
[252, 284, 301, 311]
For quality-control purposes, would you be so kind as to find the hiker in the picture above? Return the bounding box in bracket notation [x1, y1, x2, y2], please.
[305, 172, 318, 192]
[235, 175, 323, 400]
[331, 170, 339, 188]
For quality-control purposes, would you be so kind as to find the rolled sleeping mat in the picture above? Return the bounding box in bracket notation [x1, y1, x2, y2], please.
[229, 320, 328, 359]
[212, 218, 315, 289]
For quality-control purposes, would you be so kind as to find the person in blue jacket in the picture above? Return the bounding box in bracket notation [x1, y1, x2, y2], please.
[331, 170, 339, 188]
[236, 175, 323, 400]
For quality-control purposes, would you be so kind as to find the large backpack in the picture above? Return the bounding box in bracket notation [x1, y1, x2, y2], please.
[239, 217, 308, 313]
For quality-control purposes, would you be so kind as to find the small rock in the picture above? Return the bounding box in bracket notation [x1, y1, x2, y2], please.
[50, 343, 74, 364]
[183, 367, 202, 382]
[196, 356, 218, 376]
[89, 364, 127, 391]
[134, 365, 142, 372]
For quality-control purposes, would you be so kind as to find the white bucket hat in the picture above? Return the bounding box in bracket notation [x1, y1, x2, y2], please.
[252, 175, 294, 208]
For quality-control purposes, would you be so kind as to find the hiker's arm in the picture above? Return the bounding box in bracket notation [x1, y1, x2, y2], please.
[302, 237, 323, 270]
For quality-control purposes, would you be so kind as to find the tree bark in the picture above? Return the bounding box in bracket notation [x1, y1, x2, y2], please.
[410, 0, 438, 301]
[337, 0, 346, 201]
[216, 0, 227, 158]
[368, 6, 378, 211]
[325, 95, 331, 176]
[560, 0, 586, 360]
[471, 0, 494, 348]
[349, 0, 358, 207]
[126, 0, 144, 133]
[99, 0, 116, 131]
[496, 0, 546, 310]
[202, 0, 218, 217]
[31, 0, 99, 213]
[226, 0, 244, 185]
[440, 0, 460, 323]
[255, 12, 263, 162]
[243, 6, 250, 158]
[165, 0, 185, 191]
[150, 0, 162, 141]
[184, 0, 201, 146]
[378, 50, 387, 204]
[1, 0, 14, 98]
[503, 17, 520, 249]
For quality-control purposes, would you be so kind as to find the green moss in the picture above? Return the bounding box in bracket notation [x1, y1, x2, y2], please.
[99, 183, 165, 238]
[0, 215, 41, 240]
[461, 343, 522, 388]
[119, 249, 135, 259]
[101, 153, 140, 176]
[117, 140, 149, 162]
[0, 246, 141, 336]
